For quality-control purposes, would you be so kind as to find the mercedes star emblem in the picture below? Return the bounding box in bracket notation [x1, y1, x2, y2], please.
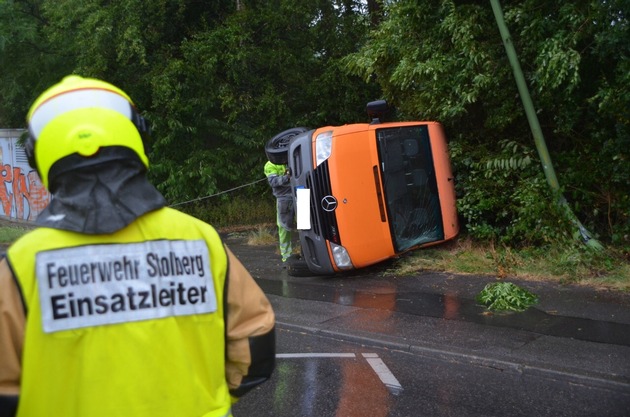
[321, 195, 338, 212]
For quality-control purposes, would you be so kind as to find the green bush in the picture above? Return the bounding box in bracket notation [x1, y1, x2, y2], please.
[452, 139, 573, 247]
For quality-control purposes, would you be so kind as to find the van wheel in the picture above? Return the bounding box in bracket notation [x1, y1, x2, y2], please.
[265, 127, 309, 165]
[287, 254, 313, 277]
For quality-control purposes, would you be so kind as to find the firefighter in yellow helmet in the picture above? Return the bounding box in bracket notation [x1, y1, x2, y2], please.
[0, 75, 275, 417]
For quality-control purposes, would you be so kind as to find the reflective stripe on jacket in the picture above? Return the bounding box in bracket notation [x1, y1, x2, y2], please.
[8, 207, 233, 417]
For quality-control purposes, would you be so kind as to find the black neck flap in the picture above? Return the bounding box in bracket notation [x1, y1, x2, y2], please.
[36, 160, 167, 234]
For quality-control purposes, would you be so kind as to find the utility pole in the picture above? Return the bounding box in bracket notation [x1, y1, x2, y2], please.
[490, 0, 603, 250]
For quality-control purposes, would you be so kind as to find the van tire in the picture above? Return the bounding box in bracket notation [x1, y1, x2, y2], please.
[265, 127, 309, 165]
[286, 254, 313, 277]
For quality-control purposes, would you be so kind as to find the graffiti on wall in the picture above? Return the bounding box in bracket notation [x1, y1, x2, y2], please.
[0, 131, 51, 221]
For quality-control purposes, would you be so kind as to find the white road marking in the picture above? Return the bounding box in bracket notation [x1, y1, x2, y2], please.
[276, 352, 403, 393]
[277, 353, 356, 358]
[362, 353, 403, 393]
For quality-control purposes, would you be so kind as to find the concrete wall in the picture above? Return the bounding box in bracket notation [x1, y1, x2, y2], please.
[0, 129, 50, 221]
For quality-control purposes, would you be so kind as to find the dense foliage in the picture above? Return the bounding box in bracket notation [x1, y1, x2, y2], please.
[0, 0, 628, 250]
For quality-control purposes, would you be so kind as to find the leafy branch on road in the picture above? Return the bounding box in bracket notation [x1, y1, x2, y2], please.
[476, 282, 539, 312]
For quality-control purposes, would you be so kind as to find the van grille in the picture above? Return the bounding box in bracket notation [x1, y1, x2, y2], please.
[306, 161, 340, 244]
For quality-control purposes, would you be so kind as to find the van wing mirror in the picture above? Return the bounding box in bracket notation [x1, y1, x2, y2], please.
[366, 100, 389, 124]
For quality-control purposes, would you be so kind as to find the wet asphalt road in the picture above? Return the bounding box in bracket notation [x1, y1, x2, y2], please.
[225, 235, 630, 416]
[233, 328, 630, 417]
[2, 217, 628, 415]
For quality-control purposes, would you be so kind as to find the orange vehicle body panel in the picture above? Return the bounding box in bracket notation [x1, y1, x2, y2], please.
[312, 124, 396, 269]
[313, 124, 394, 268]
[310, 121, 458, 271]
[425, 122, 459, 242]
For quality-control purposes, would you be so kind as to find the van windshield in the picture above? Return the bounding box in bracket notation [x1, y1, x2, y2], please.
[376, 126, 444, 252]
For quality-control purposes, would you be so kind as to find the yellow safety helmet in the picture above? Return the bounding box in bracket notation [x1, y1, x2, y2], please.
[26, 75, 150, 190]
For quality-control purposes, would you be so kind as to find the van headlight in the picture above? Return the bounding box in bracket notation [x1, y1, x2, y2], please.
[315, 131, 333, 166]
[330, 242, 353, 270]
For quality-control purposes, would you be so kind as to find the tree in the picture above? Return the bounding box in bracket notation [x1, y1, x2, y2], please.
[0, 0, 378, 204]
[0, 0, 73, 127]
[2, 0, 626, 247]
[346, 0, 629, 245]
[147, 0, 379, 202]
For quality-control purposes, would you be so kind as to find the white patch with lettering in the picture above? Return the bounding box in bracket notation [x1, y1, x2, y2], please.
[36, 240, 216, 333]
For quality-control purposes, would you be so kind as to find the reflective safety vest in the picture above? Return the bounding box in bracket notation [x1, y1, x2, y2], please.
[264, 161, 291, 199]
[8, 207, 233, 417]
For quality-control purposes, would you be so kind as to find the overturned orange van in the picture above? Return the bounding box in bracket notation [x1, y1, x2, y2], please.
[275, 100, 458, 276]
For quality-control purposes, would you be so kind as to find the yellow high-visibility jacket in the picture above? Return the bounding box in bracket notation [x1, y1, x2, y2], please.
[0, 207, 275, 417]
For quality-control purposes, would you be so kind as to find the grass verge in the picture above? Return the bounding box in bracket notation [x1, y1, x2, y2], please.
[388, 237, 630, 292]
[0, 223, 35, 243]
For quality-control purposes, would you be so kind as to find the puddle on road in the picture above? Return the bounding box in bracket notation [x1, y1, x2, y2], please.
[256, 278, 630, 347]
